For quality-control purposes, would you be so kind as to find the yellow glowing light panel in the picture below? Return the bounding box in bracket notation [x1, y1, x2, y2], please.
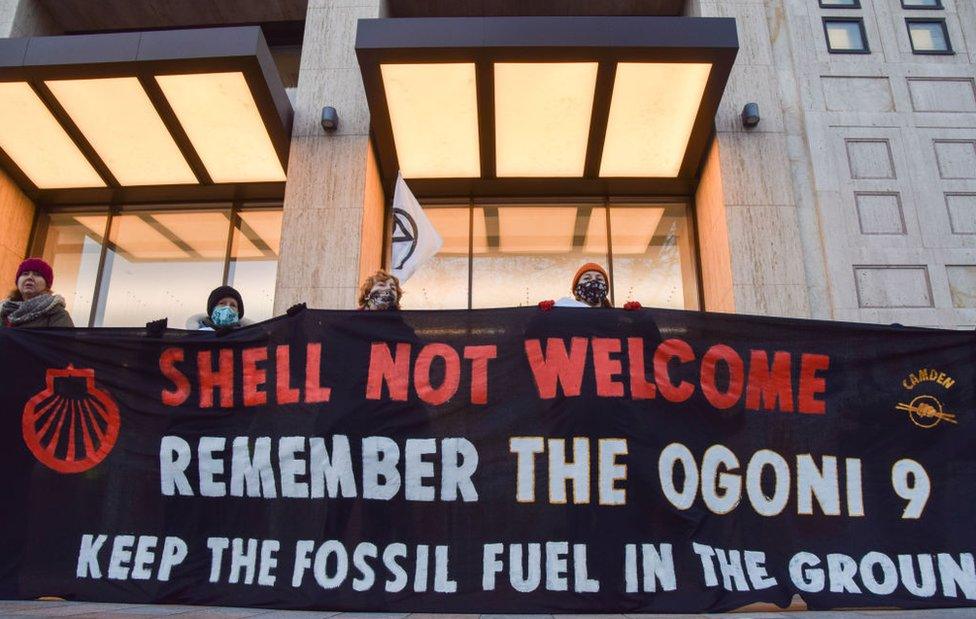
[600, 63, 712, 178]
[494, 63, 598, 177]
[425, 207, 489, 255]
[497, 207, 577, 254]
[155, 72, 286, 183]
[0, 82, 104, 188]
[381, 63, 480, 179]
[46, 77, 197, 186]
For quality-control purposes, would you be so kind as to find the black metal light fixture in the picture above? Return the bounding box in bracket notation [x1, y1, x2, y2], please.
[321, 106, 339, 131]
[741, 102, 760, 128]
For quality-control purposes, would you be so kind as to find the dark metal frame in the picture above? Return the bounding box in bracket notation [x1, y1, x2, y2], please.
[0, 27, 292, 206]
[818, 0, 861, 8]
[900, 0, 944, 9]
[905, 18, 953, 55]
[822, 17, 871, 54]
[355, 16, 738, 200]
[30, 200, 283, 327]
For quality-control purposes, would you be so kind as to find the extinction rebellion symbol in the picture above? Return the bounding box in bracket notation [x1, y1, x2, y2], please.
[22, 365, 121, 473]
[392, 207, 418, 270]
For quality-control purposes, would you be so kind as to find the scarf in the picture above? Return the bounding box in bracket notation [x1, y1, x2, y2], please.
[1, 293, 66, 326]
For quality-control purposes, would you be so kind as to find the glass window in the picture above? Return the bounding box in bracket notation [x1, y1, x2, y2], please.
[907, 20, 952, 53]
[823, 19, 869, 53]
[95, 208, 232, 327]
[227, 209, 284, 322]
[404, 202, 700, 310]
[472, 205, 608, 308]
[901, 0, 942, 8]
[33, 204, 283, 327]
[609, 205, 700, 310]
[400, 205, 472, 310]
[35, 213, 107, 326]
[819, 0, 860, 8]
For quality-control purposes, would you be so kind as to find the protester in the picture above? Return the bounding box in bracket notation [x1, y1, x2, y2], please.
[186, 285, 250, 331]
[358, 270, 403, 311]
[1, 258, 74, 328]
[538, 262, 640, 310]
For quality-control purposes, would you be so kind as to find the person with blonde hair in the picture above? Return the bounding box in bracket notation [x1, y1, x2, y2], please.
[358, 270, 403, 311]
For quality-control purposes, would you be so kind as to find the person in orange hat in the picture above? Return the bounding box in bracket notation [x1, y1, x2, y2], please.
[538, 262, 642, 310]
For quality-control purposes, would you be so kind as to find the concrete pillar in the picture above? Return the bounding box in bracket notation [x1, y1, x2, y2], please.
[689, 0, 816, 318]
[274, 0, 387, 312]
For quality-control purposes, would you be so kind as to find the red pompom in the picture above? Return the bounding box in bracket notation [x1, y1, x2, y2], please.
[538, 300, 555, 311]
[624, 301, 642, 311]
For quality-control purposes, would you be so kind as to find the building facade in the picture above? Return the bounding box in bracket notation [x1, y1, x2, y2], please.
[0, 0, 972, 329]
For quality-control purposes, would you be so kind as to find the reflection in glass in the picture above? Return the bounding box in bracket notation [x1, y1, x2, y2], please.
[95, 209, 231, 327]
[908, 21, 949, 53]
[472, 205, 608, 308]
[825, 20, 867, 52]
[401, 206, 473, 309]
[37, 213, 107, 326]
[609, 205, 699, 309]
[227, 209, 283, 322]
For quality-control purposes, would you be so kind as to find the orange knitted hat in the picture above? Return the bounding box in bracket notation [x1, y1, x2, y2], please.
[571, 262, 609, 292]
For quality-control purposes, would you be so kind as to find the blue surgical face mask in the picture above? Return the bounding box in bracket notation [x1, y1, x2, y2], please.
[211, 305, 239, 326]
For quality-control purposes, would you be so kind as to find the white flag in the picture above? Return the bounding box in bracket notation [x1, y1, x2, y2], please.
[390, 172, 443, 282]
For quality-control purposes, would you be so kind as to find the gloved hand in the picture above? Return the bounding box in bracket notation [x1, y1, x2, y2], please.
[286, 302, 307, 317]
[538, 300, 555, 311]
[623, 301, 642, 311]
[145, 318, 168, 336]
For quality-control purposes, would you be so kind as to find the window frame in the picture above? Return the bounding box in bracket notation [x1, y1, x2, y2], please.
[900, 0, 944, 10]
[905, 18, 953, 55]
[822, 17, 871, 54]
[389, 196, 704, 311]
[818, 0, 861, 9]
[29, 200, 283, 327]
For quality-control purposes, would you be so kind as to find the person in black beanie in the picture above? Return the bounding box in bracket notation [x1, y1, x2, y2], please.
[186, 285, 250, 331]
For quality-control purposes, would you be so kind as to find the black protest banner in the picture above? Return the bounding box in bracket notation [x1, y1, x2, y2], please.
[0, 308, 974, 613]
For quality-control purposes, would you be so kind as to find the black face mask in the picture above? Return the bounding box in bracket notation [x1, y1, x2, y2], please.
[575, 279, 608, 306]
[367, 289, 397, 310]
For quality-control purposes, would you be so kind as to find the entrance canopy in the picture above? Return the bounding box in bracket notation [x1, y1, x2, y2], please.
[0, 26, 292, 205]
[356, 16, 737, 198]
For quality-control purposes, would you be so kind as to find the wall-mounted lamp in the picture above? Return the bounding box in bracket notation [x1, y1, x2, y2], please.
[741, 102, 760, 129]
[321, 106, 339, 131]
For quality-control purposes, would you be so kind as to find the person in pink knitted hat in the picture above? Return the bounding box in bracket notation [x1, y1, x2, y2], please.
[1, 257, 73, 328]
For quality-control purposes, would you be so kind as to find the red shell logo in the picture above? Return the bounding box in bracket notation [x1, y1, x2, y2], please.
[22, 365, 121, 473]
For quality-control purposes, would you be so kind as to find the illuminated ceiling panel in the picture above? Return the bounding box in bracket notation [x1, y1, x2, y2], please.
[599, 63, 712, 178]
[156, 72, 286, 184]
[239, 210, 283, 255]
[610, 207, 665, 253]
[0, 27, 292, 204]
[0, 82, 104, 189]
[497, 207, 577, 253]
[381, 63, 480, 179]
[110, 215, 188, 261]
[357, 16, 737, 197]
[585, 206, 666, 253]
[46, 77, 197, 186]
[494, 62, 597, 177]
[152, 211, 230, 259]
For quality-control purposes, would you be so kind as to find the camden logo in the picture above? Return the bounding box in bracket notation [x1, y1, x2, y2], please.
[896, 368, 958, 429]
[22, 365, 121, 473]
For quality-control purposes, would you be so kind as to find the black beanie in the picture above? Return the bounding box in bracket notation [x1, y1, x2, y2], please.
[207, 286, 244, 319]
